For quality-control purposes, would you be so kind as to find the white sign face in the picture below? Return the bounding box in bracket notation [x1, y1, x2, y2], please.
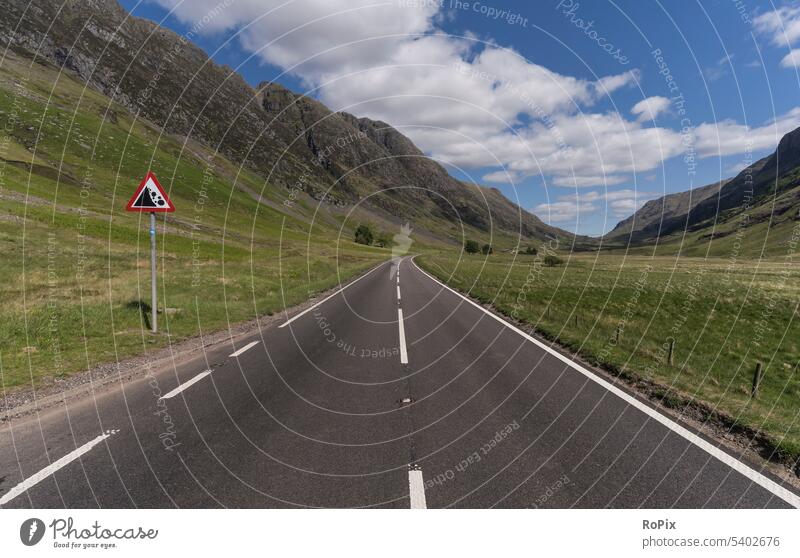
[126, 172, 175, 212]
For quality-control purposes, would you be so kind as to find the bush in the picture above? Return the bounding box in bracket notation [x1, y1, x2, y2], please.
[481, 243, 493, 255]
[464, 240, 480, 254]
[354, 224, 374, 245]
[524, 245, 537, 255]
[374, 231, 392, 248]
[543, 254, 563, 267]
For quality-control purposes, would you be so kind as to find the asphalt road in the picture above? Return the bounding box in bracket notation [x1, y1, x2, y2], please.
[1, 257, 798, 508]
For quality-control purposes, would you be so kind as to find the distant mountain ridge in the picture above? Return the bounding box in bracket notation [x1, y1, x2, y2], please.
[0, 0, 575, 246]
[604, 178, 731, 243]
[604, 126, 800, 253]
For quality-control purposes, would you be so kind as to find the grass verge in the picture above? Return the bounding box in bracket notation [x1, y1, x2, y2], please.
[417, 251, 800, 464]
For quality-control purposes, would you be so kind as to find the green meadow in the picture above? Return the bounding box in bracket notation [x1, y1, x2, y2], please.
[0, 54, 387, 390]
[418, 250, 800, 460]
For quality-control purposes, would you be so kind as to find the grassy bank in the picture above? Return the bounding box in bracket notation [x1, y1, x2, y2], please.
[0, 52, 388, 390]
[417, 251, 800, 460]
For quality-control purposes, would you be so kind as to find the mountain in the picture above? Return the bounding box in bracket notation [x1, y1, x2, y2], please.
[604, 127, 800, 255]
[604, 178, 730, 243]
[0, 0, 572, 247]
[256, 81, 572, 241]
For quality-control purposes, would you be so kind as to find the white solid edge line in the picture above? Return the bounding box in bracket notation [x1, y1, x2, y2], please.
[229, 340, 259, 358]
[160, 370, 212, 400]
[398, 308, 409, 365]
[0, 431, 115, 506]
[279, 261, 389, 328]
[411, 259, 800, 508]
[409, 469, 427, 509]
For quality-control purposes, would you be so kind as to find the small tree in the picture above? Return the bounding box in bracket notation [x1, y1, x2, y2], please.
[354, 224, 373, 245]
[481, 243, 493, 255]
[464, 239, 480, 254]
[524, 245, 538, 255]
[543, 255, 563, 267]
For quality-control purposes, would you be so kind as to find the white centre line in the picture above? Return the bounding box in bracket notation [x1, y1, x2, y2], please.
[0, 430, 118, 506]
[229, 340, 259, 358]
[279, 261, 388, 328]
[160, 370, 212, 400]
[408, 469, 427, 509]
[411, 258, 800, 509]
[398, 307, 408, 365]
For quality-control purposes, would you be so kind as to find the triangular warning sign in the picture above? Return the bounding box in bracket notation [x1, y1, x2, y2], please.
[125, 172, 175, 212]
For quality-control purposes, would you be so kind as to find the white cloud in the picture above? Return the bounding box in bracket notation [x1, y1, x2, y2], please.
[754, 7, 800, 72]
[630, 96, 671, 122]
[482, 170, 520, 184]
[753, 6, 800, 48]
[534, 188, 659, 224]
[609, 197, 645, 215]
[693, 107, 800, 157]
[595, 70, 640, 95]
[551, 174, 628, 187]
[155, 0, 437, 80]
[780, 48, 800, 68]
[157, 0, 800, 192]
[533, 200, 597, 223]
[703, 54, 733, 83]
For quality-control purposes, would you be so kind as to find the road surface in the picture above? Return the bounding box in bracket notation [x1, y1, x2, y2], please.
[1, 257, 798, 508]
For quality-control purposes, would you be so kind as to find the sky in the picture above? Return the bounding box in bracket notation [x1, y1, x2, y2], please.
[119, 0, 800, 236]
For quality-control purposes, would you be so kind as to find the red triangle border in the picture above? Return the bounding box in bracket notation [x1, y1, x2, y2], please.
[125, 171, 175, 212]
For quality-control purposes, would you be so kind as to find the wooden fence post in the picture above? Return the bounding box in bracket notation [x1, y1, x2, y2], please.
[751, 362, 763, 399]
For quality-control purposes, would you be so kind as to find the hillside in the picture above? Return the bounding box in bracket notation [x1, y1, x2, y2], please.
[604, 178, 730, 243]
[603, 127, 800, 256]
[0, 43, 397, 388]
[0, 0, 571, 247]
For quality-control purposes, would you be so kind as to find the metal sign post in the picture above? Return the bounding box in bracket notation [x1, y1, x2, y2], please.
[150, 211, 157, 333]
[125, 172, 175, 334]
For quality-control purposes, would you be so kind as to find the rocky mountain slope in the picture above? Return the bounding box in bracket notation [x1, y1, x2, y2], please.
[604, 178, 730, 243]
[0, 0, 573, 246]
[604, 126, 800, 255]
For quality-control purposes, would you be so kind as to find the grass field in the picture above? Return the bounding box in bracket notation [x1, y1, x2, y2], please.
[418, 249, 800, 460]
[0, 52, 389, 390]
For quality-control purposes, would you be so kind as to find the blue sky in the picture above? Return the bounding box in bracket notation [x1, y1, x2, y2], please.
[120, 0, 800, 236]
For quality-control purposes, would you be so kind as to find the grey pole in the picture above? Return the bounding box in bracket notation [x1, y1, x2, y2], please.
[150, 211, 157, 333]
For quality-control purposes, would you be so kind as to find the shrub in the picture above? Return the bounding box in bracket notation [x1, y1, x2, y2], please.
[464, 239, 480, 254]
[524, 245, 537, 255]
[354, 224, 374, 245]
[543, 254, 563, 267]
[374, 231, 392, 248]
[481, 243, 493, 255]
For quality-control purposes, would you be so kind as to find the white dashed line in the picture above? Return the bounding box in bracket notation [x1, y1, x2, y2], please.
[160, 370, 212, 400]
[411, 258, 800, 509]
[229, 341, 259, 358]
[0, 430, 118, 506]
[397, 285, 401, 301]
[408, 469, 427, 509]
[398, 308, 408, 365]
[279, 261, 388, 328]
